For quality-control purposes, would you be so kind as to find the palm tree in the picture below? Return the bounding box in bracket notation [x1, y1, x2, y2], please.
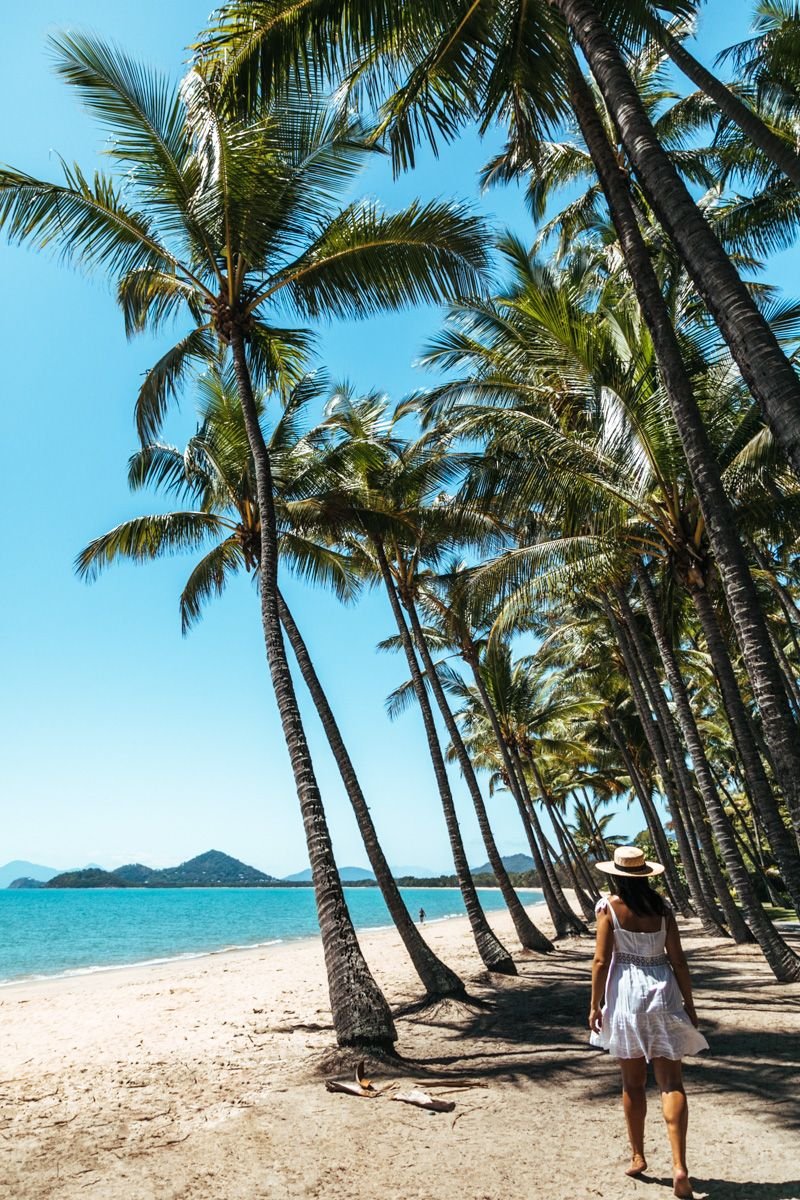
[559, 55, 800, 859]
[421, 238, 800, 914]
[300, 392, 520, 972]
[444, 640, 598, 932]
[401, 561, 584, 938]
[78, 367, 467, 1001]
[569, 796, 622, 861]
[416, 253, 800, 977]
[200, 0, 800, 851]
[380, 582, 560, 947]
[646, 16, 800, 189]
[0, 35, 490, 1046]
[204, 0, 800, 471]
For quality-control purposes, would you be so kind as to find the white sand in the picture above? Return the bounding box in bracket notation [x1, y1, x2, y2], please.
[1, 901, 798, 1199]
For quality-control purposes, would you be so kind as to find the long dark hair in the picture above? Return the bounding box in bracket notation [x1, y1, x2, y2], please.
[613, 875, 666, 918]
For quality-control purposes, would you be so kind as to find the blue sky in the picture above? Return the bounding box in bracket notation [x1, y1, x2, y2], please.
[0, 0, 777, 876]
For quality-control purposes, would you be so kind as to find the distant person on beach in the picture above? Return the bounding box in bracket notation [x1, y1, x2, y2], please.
[418, 908, 426, 924]
[588, 847, 708, 1199]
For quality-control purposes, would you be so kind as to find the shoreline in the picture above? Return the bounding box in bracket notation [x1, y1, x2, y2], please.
[0, 901, 526, 995]
[1, 898, 797, 1199]
[0, 886, 540, 990]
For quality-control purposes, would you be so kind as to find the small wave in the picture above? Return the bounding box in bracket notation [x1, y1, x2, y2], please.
[0, 938, 285, 987]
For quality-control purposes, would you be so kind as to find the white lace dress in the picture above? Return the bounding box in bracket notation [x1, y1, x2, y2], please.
[589, 897, 709, 1061]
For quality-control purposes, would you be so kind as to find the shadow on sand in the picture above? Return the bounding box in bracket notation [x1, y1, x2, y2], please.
[690, 1180, 800, 1200]
[391, 932, 800, 1137]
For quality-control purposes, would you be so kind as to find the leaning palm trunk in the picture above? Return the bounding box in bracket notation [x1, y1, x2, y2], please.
[511, 750, 588, 936]
[559, 0, 800, 477]
[547, 810, 598, 921]
[765, 623, 800, 716]
[373, 542, 516, 974]
[616, 598, 731, 927]
[636, 602, 800, 979]
[747, 541, 800, 671]
[689, 585, 800, 917]
[526, 756, 590, 931]
[229, 330, 396, 1048]
[552, 803, 601, 903]
[615, 587, 753, 943]
[604, 597, 724, 934]
[638, 565, 800, 915]
[463, 646, 586, 934]
[655, 26, 800, 190]
[277, 591, 467, 998]
[404, 597, 553, 953]
[564, 51, 800, 854]
[605, 716, 691, 914]
[582, 792, 611, 863]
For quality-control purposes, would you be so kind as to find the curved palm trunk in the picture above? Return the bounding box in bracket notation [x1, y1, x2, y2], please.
[715, 772, 784, 905]
[625, 592, 797, 973]
[403, 597, 553, 953]
[526, 756, 590, 931]
[464, 647, 585, 935]
[656, 26, 800, 190]
[603, 596, 725, 934]
[554, 801, 601, 902]
[373, 542, 516, 974]
[718, 772, 773, 880]
[229, 330, 396, 1049]
[620, 601, 729, 924]
[631, 576, 755, 943]
[605, 716, 691, 914]
[277, 591, 467, 998]
[765, 623, 800, 715]
[565, 53, 800, 854]
[616, 586, 752, 942]
[654, 613, 800, 978]
[747, 542, 800, 668]
[581, 793, 611, 863]
[559, 0, 800, 477]
[547, 809, 598, 921]
[689, 585, 800, 917]
[512, 750, 588, 935]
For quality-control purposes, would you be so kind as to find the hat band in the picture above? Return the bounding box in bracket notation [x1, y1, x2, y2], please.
[615, 861, 650, 874]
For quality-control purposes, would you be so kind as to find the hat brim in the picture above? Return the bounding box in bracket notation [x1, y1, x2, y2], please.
[595, 860, 665, 878]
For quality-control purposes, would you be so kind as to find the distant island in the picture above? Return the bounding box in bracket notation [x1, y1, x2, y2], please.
[6, 851, 543, 890]
[10, 851, 277, 889]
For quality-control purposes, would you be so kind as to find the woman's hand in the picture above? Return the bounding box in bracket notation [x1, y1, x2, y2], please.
[588, 1006, 603, 1033]
[685, 1005, 699, 1028]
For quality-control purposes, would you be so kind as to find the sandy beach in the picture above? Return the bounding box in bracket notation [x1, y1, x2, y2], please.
[1, 901, 798, 1200]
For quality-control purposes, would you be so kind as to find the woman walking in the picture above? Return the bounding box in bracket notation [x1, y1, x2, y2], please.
[589, 846, 708, 1197]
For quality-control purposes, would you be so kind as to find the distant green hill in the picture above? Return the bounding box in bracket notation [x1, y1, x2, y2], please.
[7, 876, 46, 889]
[113, 863, 157, 884]
[156, 850, 276, 886]
[46, 868, 131, 889]
[470, 854, 536, 877]
[45, 850, 276, 889]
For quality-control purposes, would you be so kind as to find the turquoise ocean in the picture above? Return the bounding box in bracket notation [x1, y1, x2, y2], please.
[0, 887, 543, 985]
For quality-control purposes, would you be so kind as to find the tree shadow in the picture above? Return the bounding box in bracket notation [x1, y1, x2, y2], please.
[390, 949, 800, 1130]
[690, 1179, 800, 1199]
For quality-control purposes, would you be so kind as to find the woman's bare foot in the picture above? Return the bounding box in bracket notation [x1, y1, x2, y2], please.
[625, 1153, 647, 1177]
[673, 1168, 693, 1197]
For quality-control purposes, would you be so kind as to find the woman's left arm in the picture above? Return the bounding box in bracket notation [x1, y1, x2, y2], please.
[589, 908, 614, 1031]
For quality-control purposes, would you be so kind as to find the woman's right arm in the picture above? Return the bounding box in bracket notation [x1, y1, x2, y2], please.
[665, 915, 699, 1026]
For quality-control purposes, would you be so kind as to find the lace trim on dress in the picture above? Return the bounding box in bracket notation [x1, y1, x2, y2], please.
[614, 951, 669, 968]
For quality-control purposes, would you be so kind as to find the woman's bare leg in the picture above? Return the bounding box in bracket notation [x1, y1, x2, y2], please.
[619, 1057, 648, 1175]
[652, 1057, 691, 1197]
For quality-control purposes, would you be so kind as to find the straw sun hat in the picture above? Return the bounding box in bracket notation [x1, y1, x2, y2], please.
[595, 845, 665, 878]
